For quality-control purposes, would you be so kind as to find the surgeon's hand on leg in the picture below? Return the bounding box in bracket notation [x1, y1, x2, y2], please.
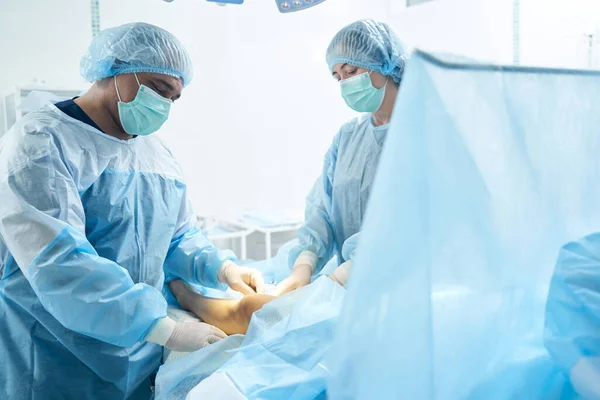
[218, 261, 265, 295]
[273, 264, 313, 296]
[146, 317, 227, 352]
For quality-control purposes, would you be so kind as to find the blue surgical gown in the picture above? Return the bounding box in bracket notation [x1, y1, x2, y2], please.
[0, 104, 235, 399]
[545, 234, 600, 398]
[290, 115, 388, 271]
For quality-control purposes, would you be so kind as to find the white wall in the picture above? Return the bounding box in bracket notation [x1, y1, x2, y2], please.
[387, 0, 600, 69]
[389, 0, 514, 64]
[0, 0, 391, 217]
[519, 0, 600, 69]
[0, 0, 92, 136]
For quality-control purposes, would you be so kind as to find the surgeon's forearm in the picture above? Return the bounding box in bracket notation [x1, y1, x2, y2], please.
[168, 280, 274, 335]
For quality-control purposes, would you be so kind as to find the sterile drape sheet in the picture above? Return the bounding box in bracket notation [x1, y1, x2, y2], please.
[328, 51, 600, 400]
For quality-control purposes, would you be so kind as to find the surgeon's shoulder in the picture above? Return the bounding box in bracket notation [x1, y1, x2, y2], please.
[1, 109, 63, 162]
[138, 135, 186, 178]
[143, 134, 175, 155]
[325, 116, 364, 151]
[13, 107, 59, 136]
[337, 114, 371, 139]
[557, 233, 600, 269]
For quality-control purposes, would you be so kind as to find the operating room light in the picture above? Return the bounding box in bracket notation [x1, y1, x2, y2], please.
[205, 0, 244, 4]
[276, 0, 327, 13]
[170, 0, 327, 13]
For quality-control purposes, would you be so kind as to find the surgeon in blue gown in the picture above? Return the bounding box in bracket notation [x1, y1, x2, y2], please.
[545, 234, 600, 399]
[0, 22, 264, 399]
[275, 20, 408, 295]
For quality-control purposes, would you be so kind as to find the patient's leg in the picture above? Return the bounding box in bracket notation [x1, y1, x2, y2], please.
[169, 280, 275, 335]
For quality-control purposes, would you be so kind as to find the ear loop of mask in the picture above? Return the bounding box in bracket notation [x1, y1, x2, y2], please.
[382, 75, 390, 90]
[114, 73, 141, 103]
[371, 70, 390, 89]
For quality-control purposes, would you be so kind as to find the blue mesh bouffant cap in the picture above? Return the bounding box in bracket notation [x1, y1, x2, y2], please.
[326, 19, 408, 84]
[80, 22, 193, 86]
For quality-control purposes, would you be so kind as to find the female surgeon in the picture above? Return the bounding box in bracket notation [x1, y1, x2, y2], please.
[275, 19, 408, 295]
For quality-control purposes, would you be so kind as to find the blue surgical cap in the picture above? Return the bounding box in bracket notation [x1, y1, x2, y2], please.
[326, 20, 407, 84]
[80, 22, 193, 86]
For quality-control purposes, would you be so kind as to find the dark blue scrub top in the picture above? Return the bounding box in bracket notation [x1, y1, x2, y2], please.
[55, 98, 104, 133]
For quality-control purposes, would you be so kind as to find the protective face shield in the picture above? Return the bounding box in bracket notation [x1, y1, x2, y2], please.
[115, 73, 172, 136]
[340, 71, 388, 113]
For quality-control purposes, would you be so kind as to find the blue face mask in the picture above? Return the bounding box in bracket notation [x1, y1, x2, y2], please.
[340, 71, 388, 113]
[115, 73, 172, 136]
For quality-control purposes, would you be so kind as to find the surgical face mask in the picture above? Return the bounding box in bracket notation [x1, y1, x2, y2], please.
[340, 71, 388, 113]
[114, 73, 172, 136]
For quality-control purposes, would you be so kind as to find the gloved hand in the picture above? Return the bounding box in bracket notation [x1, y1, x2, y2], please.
[146, 317, 227, 352]
[218, 261, 265, 295]
[165, 320, 227, 352]
[329, 260, 352, 286]
[273, 263, 313, 296]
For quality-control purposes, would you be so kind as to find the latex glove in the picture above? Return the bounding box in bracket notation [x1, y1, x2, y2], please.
[165, 320, 227, 352]
[146, 317, 227, 352]
[570, 357, 600, 400]
[273, 264, 313, 296]
[329, 260, 352, 287]
[218, 261, 265, 295]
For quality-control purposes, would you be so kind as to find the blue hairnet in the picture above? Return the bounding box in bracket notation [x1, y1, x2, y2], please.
[81, 22, 193, 86]
[326, 19, 407, 84]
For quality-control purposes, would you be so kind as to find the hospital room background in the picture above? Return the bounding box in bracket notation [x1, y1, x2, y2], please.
[0, 0, 599, 259]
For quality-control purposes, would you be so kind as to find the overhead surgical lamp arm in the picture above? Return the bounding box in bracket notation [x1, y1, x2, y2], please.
[163, 0, 327, 13]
